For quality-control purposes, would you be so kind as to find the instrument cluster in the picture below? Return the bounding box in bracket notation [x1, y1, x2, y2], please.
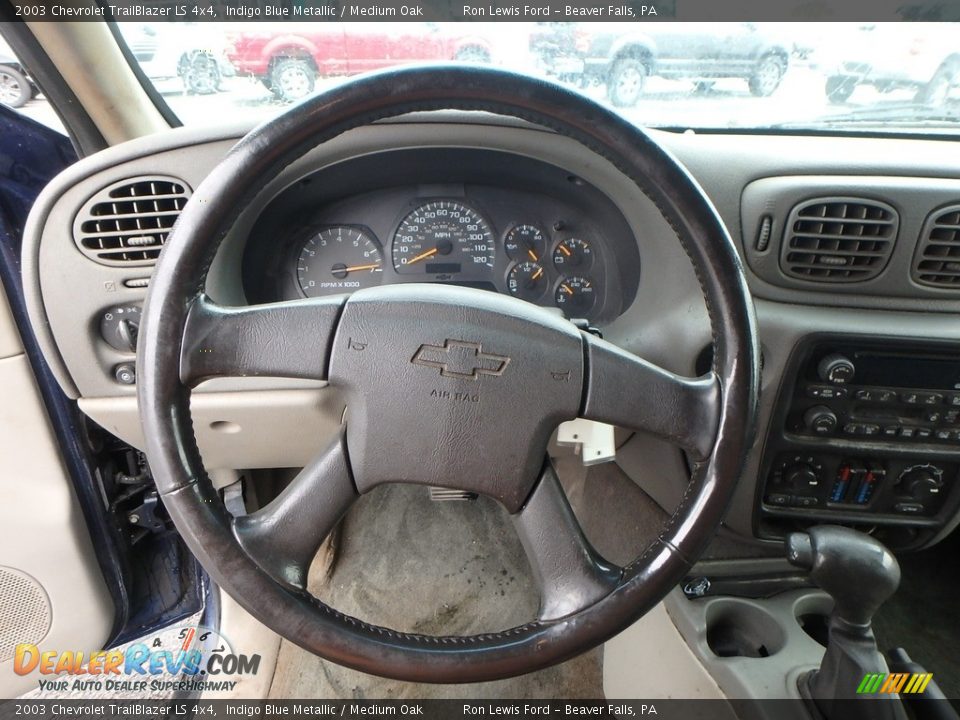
[242, 148, 640, 324]
[292, 199, 606, 320]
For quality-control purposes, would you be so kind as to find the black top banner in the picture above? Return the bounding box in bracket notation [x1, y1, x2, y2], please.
[7, 0, 960, 22]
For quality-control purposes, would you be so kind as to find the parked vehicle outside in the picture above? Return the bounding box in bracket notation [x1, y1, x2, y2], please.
[118, 23, 236, 95]
[225, 22, 494, 102]
[817, 23, 960, 104]
[0, 37, 36, 108]
[531, 22, 791, 107]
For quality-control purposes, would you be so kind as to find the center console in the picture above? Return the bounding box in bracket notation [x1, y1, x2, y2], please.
[757, 336, 960, 549]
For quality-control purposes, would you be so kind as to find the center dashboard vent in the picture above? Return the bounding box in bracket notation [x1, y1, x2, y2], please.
[73, 176, 191, 266]
[779, 197, 899, 282]
[913, 205, 960, 289]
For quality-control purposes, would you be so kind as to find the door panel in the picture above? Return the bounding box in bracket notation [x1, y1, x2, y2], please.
[0, 286, 112, 697]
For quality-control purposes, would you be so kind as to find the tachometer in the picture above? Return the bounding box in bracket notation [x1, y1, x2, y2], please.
[296, 226, 383, 297]
[392, 201, 495, 275]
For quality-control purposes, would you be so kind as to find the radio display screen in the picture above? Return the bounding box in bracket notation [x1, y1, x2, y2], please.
[852, 352, 960, 391]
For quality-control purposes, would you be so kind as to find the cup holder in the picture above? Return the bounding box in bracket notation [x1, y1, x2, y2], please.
[705, 600, 787, 659]
[794, 593, 834, 648]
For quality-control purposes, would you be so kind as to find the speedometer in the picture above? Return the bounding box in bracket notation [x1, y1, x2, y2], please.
[392, 201, 495, 275]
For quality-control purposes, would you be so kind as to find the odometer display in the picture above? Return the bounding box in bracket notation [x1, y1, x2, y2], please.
[392, 201, 495, 275]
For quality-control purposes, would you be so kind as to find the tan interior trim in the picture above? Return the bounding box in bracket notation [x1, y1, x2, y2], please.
[25, 20, 168, 143]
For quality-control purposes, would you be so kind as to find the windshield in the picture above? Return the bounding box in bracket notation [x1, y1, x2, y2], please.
[42, 21, 960, 134]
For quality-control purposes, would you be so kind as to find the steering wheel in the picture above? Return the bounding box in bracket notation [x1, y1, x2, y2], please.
[138, 65, 759, 683]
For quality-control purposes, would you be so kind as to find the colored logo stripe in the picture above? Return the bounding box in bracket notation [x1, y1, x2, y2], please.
[858, 672, 933, 694]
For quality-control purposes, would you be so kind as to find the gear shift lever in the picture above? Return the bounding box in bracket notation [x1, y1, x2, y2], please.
[786, 526, 906, 720]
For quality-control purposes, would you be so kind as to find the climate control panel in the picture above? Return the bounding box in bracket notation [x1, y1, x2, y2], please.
[764, 453, 953, 518]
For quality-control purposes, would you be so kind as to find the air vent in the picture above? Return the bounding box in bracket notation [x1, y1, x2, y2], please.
[73, 176, 191, 266]
[913, 205, 960, 289]
[780, 197, 898, 282]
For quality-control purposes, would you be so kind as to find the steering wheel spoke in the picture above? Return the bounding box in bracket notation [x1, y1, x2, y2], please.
[512, 461, 621, 621]
[233, 430, 357, 589]
[581, 334, 721, 461]
[179, 294, 344, 386]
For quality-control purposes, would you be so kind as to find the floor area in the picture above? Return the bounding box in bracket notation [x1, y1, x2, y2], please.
[266, 456, 666, 699]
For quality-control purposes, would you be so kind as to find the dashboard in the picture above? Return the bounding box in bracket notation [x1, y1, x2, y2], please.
[241, 148, 640, 324]
[20, 115, 960, 554]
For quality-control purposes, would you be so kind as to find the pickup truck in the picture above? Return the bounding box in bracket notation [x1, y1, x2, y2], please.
[531, 22, 791, 107]
[226, 23, 493, 102]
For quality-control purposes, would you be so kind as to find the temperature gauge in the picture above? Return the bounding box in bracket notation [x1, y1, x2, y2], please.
[555, 276, 596, 317]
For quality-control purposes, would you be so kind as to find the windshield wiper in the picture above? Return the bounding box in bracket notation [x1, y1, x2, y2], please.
[771, 101, 960, 130]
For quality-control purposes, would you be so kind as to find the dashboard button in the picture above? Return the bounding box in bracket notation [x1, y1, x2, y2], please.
[862, 424, 881, 436]
[843, 423, 862, 436]
[920, 393, 944, 405]
[114, 363, 136, 385]
[900, 427, 916, 439]
[915, 427, 933, 440]
[949, 394, 960, 407]
[767, 494, 791, 506]
[901, 392, 920, 405]
[935, 429, 954, 441]
[855, 389, 874, 401]
[893, 502, 925, 514]
[882, 425, 900, 437]
[877, 390, 897, 404]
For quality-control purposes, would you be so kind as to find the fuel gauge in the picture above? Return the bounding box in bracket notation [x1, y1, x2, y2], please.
[507, 261, 548, 302]
[555, 276, 596, 317]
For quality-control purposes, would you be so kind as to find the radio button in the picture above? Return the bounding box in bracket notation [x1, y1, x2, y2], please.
[806, 384, 848, 399]
[818, 354, 855, 384]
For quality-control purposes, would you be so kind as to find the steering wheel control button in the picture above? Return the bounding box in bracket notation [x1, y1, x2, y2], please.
[818, 353, 855, 384]
[114, 363, 136, 385]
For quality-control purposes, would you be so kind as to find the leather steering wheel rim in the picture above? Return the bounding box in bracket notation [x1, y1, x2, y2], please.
[138, 65, 759, 683]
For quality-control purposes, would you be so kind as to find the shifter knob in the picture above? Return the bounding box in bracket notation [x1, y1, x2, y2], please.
[787, 525, 900, 627]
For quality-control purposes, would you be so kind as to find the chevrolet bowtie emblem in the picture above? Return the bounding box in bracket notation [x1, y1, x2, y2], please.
[411, 340, 510, 380]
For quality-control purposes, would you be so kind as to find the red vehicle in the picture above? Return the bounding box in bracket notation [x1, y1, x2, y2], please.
[226, 23, 492, 102]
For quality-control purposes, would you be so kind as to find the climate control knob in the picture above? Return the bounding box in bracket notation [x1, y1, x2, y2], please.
[818, 353, 855, 384]
[804, 405, 838, 435]
[783, 463, 821, 491]
[896, 464, 943, 501]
